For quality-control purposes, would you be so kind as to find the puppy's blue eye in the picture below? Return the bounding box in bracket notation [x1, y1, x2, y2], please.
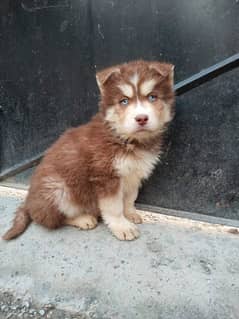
[120, 98, 129, 106]
[148, 94, 157, 102]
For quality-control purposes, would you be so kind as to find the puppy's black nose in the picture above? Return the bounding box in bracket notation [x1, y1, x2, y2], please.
[135, 114, 148, 126]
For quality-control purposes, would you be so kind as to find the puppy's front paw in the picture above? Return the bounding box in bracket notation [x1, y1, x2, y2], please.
[110, 221, 140, 241]
[125, 211, 143, 224]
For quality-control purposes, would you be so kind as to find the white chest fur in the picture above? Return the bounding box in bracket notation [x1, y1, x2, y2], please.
[114, 150, 159, 182]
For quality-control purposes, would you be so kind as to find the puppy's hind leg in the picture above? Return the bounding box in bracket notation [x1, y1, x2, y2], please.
[65, 214, 98, 230]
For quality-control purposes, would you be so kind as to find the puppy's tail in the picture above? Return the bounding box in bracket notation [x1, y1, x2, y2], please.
[2, 205, 31, 240]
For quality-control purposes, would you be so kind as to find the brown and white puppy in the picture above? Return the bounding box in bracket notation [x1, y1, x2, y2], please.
[2, 60, 175, 241]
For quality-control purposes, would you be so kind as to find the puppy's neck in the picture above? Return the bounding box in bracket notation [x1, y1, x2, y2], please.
[94, 112, 163, 154]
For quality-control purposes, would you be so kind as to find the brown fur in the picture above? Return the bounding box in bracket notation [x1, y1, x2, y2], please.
[2, 60, 175, 241]
[2, 205, 31, 240]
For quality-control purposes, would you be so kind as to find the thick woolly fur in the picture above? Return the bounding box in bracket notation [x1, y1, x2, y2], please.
[3, 60, 175, 241]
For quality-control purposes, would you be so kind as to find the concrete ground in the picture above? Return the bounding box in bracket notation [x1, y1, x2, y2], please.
[0, 186, 239, 319]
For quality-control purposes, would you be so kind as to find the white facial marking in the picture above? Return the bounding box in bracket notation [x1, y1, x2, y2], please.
[105, 93, 172, 139]
[121, 99, 161, 135]
[140, 78, 157, 96]
[118, 84, 133, 98]
[130, 73, 139, 91]
[135, 99, 147, 114]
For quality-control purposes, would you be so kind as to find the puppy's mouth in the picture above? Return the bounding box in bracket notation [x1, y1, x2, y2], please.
[135, 124, 153, 133]
[132, 124, 162, 138]
[136, 127, 149, 132]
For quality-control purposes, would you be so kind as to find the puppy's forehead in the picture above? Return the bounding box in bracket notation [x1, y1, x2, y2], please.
[117, 66, 157, 97]
[117, 72, 140, 97]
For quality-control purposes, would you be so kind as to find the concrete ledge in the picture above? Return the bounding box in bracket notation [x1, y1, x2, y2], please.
[137, 203, 239, 228]
[0, 187, 239, 319]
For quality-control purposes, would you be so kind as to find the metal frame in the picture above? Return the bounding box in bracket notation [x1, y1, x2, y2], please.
[0, 53, 239, 181]
[175, 53, 239, 95]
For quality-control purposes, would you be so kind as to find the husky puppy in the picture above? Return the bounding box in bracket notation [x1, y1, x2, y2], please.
[3, 60, 175, 241]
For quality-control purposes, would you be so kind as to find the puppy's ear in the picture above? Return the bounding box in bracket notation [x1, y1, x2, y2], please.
[96, 66, 121, 93]
[149, 62, 174, 85]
